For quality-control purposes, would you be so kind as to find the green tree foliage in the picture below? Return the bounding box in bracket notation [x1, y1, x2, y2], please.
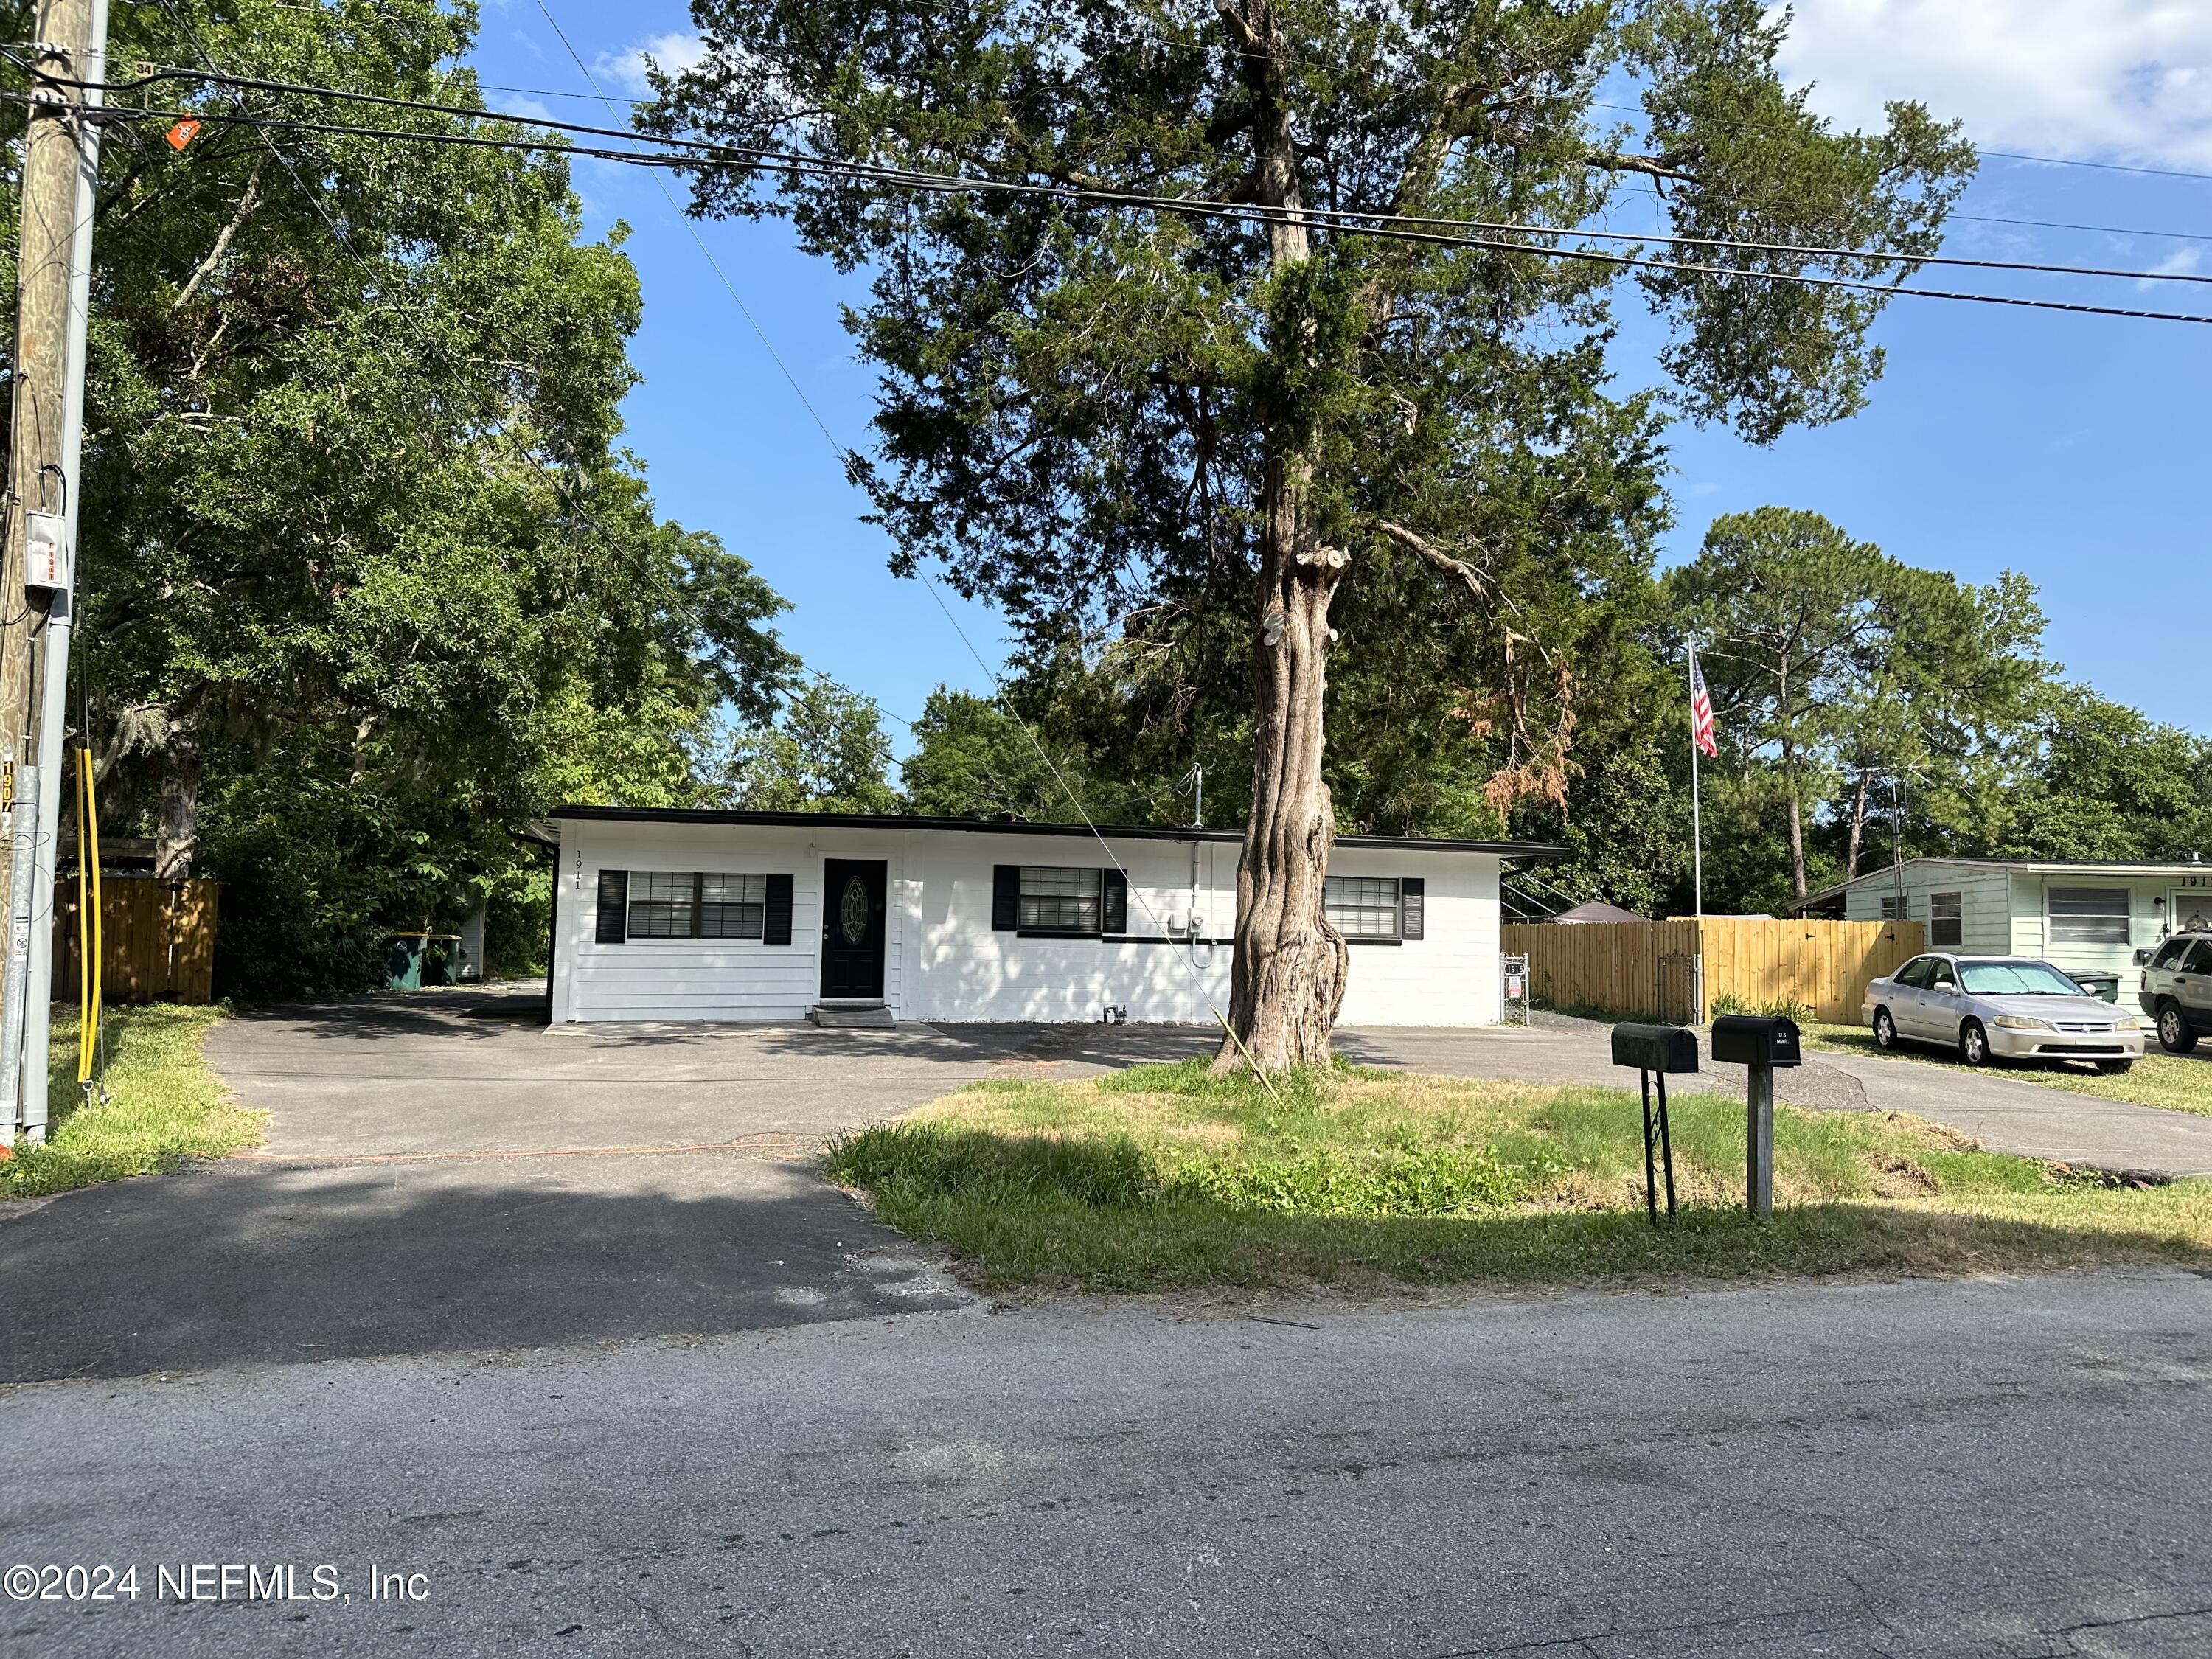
[1983, 685, 2212, 863]
[1, 1, 796, 992]
[651, 0, 1973, 1064]
[900, 688, 1099, 821]
[1665, 508, 2043, 905]
[718, 678, 900, 813]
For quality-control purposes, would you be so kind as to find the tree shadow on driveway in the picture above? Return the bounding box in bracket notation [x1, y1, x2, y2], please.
[0, 1152, 965, 1385]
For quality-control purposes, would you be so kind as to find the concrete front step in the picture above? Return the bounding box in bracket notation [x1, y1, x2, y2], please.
[810, 1002, 894, 1029]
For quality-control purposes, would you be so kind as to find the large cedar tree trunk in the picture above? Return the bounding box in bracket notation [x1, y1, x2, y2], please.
[1213, 1, 1349, 1074]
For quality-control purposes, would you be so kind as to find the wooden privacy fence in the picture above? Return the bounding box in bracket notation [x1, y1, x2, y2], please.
[1500, 917, 1924, 1025]
[52, 877, 221, 1004]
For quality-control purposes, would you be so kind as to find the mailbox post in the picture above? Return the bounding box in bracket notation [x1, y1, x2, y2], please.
[1710, 1015, 1802, 1218]
[1610, 1023, 1700, 1222]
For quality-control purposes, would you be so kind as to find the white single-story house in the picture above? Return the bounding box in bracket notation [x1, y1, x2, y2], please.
[1797, 855, 2212, 1003]
[546, 807, 1562, 1026]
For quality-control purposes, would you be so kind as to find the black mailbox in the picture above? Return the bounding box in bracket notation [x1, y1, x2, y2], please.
[1711, 1014, 1802, 1069]
[1610, 1023, 1700, 1074]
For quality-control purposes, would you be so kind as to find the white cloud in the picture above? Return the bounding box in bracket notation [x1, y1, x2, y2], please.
[1773, 1, 2212, 168]
[594, 29, 710, 99]
[2140, 245, 2207, 288]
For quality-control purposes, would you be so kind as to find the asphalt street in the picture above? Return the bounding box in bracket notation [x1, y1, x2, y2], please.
[7, 992, 2209, 1384]
[7, 1270, 2211, 1656]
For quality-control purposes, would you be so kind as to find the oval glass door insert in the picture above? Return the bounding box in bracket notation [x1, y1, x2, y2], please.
[839, 874, 869, 945]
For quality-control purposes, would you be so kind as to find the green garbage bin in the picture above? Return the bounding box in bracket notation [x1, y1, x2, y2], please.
[2072, 971, 2119, 1003]
[385, 934, 427, 991]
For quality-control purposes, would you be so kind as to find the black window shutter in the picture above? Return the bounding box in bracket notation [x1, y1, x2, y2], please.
[1101, 869, 1128, 935]
[1400, 877, 1425, 941]
[595, 870, 629, 944]
[762, 874, 793, 945]
[992, 865, 1020, 931]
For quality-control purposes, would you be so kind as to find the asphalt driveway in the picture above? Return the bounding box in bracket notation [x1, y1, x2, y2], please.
[6, 990, 2210, 1386]
[1338, 1012, 2212, 1179]
[0, 994, 1217, 1384]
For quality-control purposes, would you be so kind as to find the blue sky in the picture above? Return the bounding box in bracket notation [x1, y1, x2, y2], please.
[470, 1, 2212, 740]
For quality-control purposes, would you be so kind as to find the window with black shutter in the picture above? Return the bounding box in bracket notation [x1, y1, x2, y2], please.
[1102, 869, 1129, 935]
[608, 871, 796, 942]
[992, 865, 1020, 931]
[1324, 875, 1402, 942]
[595, 870, 629, 944]
[762, 874, 794, 945]
[1400, 877, 1425, 940]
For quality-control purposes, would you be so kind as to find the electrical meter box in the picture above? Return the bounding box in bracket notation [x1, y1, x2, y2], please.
[22, 510, 70, 594]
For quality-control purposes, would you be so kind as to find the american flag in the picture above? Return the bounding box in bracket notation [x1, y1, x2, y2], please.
[1689, 649, 1717, 759]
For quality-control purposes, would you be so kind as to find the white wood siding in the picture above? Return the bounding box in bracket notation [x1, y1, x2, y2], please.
[552, 819, 1504, 1026]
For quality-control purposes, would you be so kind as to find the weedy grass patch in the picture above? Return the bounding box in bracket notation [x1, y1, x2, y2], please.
[825, 1060, 2212, 1294]
[1, 1004, 257, 1199]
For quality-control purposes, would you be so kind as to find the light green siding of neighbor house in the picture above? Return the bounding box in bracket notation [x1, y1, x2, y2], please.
[1840, 862, 2009, 954]
[1834, 859, 2212, 1004]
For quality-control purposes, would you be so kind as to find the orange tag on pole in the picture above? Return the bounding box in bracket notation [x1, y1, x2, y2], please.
[165, 118, 201, 151]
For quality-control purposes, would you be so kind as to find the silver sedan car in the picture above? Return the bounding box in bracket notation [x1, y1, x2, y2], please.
[1860, 953, 2145, 1074]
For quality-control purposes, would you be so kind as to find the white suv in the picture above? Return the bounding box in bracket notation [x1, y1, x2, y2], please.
[2138, 931, 2212, 1054]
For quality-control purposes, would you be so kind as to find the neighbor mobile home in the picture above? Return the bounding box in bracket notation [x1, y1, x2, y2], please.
[546, 807, 1557, 1026]
[1799, 856, 2212, 1004]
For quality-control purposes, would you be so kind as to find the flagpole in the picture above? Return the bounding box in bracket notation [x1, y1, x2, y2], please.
[1688, 641, 1704, 920]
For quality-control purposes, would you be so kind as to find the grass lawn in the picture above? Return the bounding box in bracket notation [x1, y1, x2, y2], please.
[825, 1059, 2212, 1295]
[1802, 1020, 2212, 1118]
[1, 1004, 260, 1200]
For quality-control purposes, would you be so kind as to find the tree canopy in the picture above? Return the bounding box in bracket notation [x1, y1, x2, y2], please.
[1, 0, 797, 992]
[652, 0, 1975, 1067]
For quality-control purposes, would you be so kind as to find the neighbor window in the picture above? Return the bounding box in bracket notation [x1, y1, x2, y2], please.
[1020, 866, 1103, 933]
[2048, 887, 2130, 946]
[1929, 891, 1962, 947]
[1879, 895, 1909, 922]
[1323, 876, 1425, 943]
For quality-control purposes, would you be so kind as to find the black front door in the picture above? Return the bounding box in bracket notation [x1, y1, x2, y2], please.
[820, 859, 888, 1001]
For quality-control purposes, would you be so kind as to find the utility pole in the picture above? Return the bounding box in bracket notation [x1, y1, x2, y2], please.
[2, 0, 107, 1144]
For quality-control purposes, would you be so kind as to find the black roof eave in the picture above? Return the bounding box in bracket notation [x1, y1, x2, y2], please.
[549, 804, 1565, 860]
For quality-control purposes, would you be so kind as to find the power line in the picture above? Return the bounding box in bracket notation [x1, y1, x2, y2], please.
[20, 81, 2212, 327]
[404, 86, 2212, 249]
[1952, 212, 2212, 246]
[1983, 150, 2212, 184]
[49, 60, 2212, 291]
[1590, 100, 2212, 186]
[529, 0, 1212, 836]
